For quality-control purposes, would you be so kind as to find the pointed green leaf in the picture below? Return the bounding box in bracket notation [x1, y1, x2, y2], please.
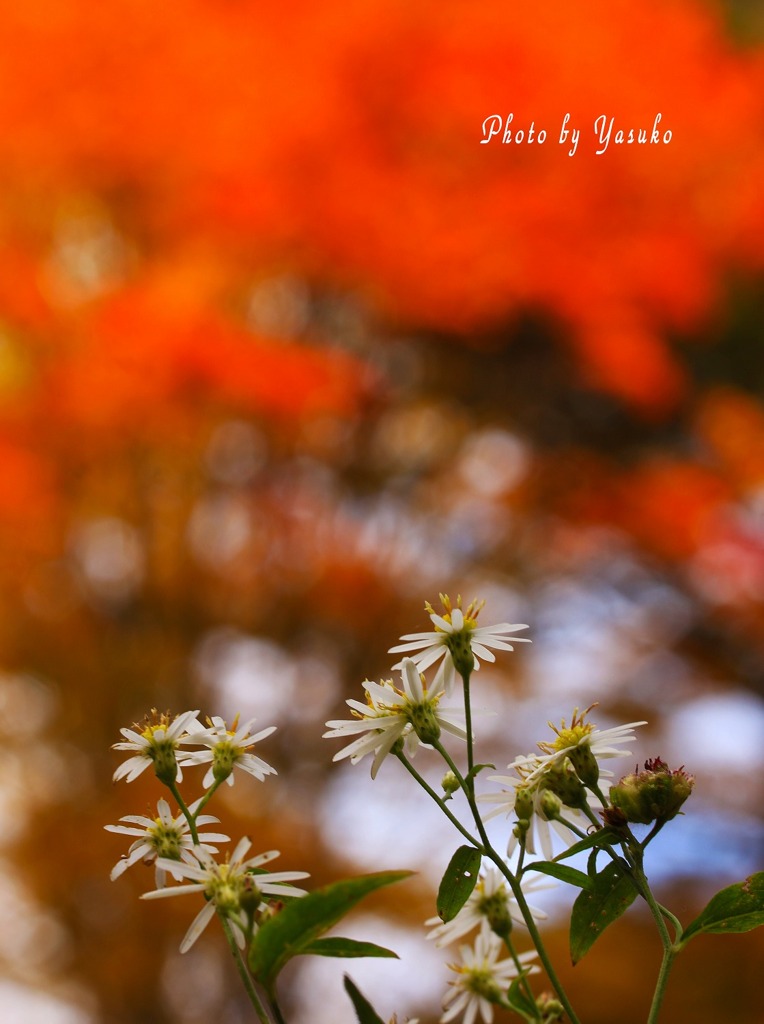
[524, 861, 594, 891]
[436, 845, 482, 922]
[553, 828, 621, 862]
[506, 976, 538, 1021]
[681, 873, 764, 945]
[248, 870, 412, 992]
[466, 762, 496, 782]
[343, 976, 387, 1024]
[569, 861, 637, 964]
[302, 937, 399, 959]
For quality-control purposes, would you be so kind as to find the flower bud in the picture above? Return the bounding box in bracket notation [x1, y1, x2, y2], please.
[152, 742, 180, 785]
[441, 771, 460, 798]
[485, 899, 513, 942]
[408, 703, 442, 745]
[446, 629, 476, 680]
[514, 785, 534, 820]
[212, 742, 237, 783]
[609, 758, 694, 825]
[543, 763, 587, 810]
[513, 818, 531, 844]
[537, 992, 565, 1021]
[539, 788, 563, 821]
[567, 743, 600, 788]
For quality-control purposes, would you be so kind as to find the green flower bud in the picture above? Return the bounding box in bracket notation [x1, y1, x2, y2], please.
[408, 702, 441, 745]
[441, 771, 460, 798]
[478, 890, 513, 941]
[514, 785, 535, 820]
[537, 992, 565, 1022]
[240, 875, 263, 918]
[212, 740, 237, 783]
[539, 788, 563, 821]
[446, 629, 476, 680]
[152, 741, 180, 785]
[567, 743, 600, 788]
[609, 758, 694, 825]
[543, 763, 587, 809]
[513, 818, 531, 844]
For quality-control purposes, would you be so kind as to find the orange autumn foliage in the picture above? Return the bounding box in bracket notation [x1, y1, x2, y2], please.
[0, 0, 760, 423]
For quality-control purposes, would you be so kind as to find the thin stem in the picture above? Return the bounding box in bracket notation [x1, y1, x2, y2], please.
[396, 752, 485, 852]
[656, 903, 683, 944]
[483, 846, 582, 1024]
[626, 848, 677, 1024]
[218, 913, 271, 1024]
[193, 777, 225, 817]
[505, 933, 542, 1022]
[167, 778, 199, 844]
[462, 670, 476, 787]
[268, 998, 288, 1024]
[427, 717, 581, 1024]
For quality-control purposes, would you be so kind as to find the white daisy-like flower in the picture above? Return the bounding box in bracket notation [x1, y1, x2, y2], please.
[181, 714, 277, 787]
[534, 705, 647, 788]
[389, 594, 530, 693]
[141, 837, 309, 953]
[112, 709, 203, 784]
[105, 798, 229, 886]
[425, 866, 552, 947]
[441, 931, 538, 1024]
[323, 658, 467, 779]
[481, 754, 597, 861]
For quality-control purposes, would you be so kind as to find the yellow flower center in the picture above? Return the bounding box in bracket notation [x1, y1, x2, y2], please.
[426, 594, 485, 632]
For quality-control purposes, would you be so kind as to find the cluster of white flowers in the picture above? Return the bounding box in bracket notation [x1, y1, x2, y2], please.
[483, 706, 646, 859]
[108, 594, 655, 1023]
[111, 708, 277, 788]
[108, 708, 308, 952]
[322, 596, 651, 1024]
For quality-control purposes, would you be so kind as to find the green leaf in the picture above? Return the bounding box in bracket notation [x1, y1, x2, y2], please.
[506, 976, 538, 1021]
[524, 861, 594, 891]
[436, 845, 482, 922]
[248, 870, 412, 993]
[343, 976, 387, 1024]
[302, 937, 399, 959]
[569, 861, 637, 964]
[466, 762, 496, 781]
[553, 828, 620, 862]
[681, 873, 764, 945]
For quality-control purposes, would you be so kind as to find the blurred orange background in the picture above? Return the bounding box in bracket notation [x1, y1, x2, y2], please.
[0, 1, 763, 1022]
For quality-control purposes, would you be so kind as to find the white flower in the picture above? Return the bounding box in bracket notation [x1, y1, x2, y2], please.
[425, 866, 552, 947]
[112, 709, 203, 784]
[181, 715, 277, 787]
[534, 706, 647, 786]
[389, 595, 529, 693]
[441, 931, 538, 1024]
[481, 754, 596, 861]
[141, 837, 309, 953]
[324, 658, 467, 779]
[105, 798, 229, 886]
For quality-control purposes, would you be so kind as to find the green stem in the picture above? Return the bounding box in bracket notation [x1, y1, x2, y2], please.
[192, 777, 225, 817]
[218, 913, 271, 1024]
[167, 779, 199, 844]
[395, 752, 485, 852]
[484, 846, 582, 1024]
[627, 849, 677, 1024]
[268, 998, 288, 1024]
[430, 702, 581, 1024]
[462, 670, 476, 788]
[505, 933, 542, 1022]
[656, 903, 683, 943]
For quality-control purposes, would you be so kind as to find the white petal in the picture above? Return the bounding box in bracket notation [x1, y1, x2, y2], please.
[401, 659, 423, 702]
[179, 901, 217, 953]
